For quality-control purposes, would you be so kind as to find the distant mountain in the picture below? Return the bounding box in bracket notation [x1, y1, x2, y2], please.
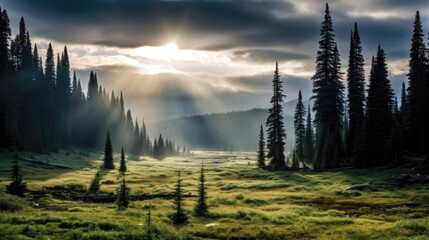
[147, 108, 295, 152]
[283, 99, 313, 116]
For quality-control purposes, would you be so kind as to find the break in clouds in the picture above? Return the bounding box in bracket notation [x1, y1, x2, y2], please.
[2, 0, 428, 121]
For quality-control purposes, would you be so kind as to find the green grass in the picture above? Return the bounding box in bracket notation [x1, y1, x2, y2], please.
[0, 150, 429, 239]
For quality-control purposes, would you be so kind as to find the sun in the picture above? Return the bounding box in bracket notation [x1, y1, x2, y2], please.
[165, 42, 178, 50]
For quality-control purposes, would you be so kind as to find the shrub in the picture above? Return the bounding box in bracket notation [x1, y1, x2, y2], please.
[0, 193, 28, 212]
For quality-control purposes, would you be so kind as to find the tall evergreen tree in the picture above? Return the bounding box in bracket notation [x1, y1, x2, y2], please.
[194, 163, 208, 217]
[103, 131, 114, 169]
[400, 81, 407, 125]
[88, 171, 101, 193]
[0, 8, 12, 150]
[116, 175, 130, 210]
[364, 45, 394, 166]
[265, 62, 287, 170]
[304, 104, 315, 163]
[311, 3, 344, 170]
[170, 171, 188, 224]
[43, 43, 56, 149]
[119, 146, 127, 173]
[406, 11, 428, 153]
[347, 23, 366, 158]
[257, 124, 266, 169]
[6, 154, 27, 197]
[294, 91, 306, 169]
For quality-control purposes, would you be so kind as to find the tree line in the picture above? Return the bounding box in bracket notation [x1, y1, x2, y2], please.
[259, 4, 429, 171]
[0, 7, 185, 159]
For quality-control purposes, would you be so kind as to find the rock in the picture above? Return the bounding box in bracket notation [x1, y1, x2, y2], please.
[205, 223, 218, 227]
[23, 230, 39, 238]
[390, 174, 429, 187]
[344, 182, 372, 191]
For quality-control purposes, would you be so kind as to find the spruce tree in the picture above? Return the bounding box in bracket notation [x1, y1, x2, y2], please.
[304, 104, 315, 163]
[291, 148, 299, 170]
[194, 163, 208, 217]
[400, 81, 407, 125]
[294, 91, 306, 169]
[6, 154, 27, 197]
[116, 175, 130, 210]
[311, 3, 344, 170]
[257, 124, 266, 169]
[170, 171, 188, 224]
[103, 131, 114, 169]
[88, 171, 101, 193]
[0, 8, 12, 151]
[347, 23, 366, 158]
[364, 45, 394, 166]
[265, 62, 287, 170]
[119, 146, 127, 173]
[406, 11, 428, 153]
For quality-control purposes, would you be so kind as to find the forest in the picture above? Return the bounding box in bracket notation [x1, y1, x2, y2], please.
[1, 2, 429, 240]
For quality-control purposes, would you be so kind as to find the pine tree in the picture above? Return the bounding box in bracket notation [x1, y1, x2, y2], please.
[257, 124, 266, 169]
[406, 11, 428, 153]
[265, 62, 287, 170]
[88, 171, 101, 193]
[291, 148, 299, 170]
[116, 175, 130, 210]
[43, 43, 56, 149]
[311, 3, 344, 170]
[6, 154, 27, 197]
[347, 23, 366, 158]
[119, 146, 127, 173]
[194, 163, 208, 217]
[364, 45, 394, 167]
[0, 8, 12, 151]
[400, 81, 407, 125]
[294, 91, 306, 169]
[304, 104, 315, 163]
[146, 205, 152, 227]
[103, 131, 114, 169]
[170, 171, 188, 224]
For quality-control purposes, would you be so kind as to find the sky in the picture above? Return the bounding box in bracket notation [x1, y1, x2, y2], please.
[1, 0, 428, 122]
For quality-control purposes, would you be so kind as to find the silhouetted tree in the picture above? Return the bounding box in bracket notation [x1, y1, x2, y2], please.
[294, 91, 306, 169]
[400, 81, 407, 126]
[88, 171, 101, 193]
[170, 171, 188, 224]
[6, 154, 27, 197]
[347, 23, 366, 159]
[406, 11, 428, 153]
[266, 62, 287, 170]
[0, 8, 12, 151]
[194, 163, 208, 217]
[364, 45, 394, 167]
[312, 3, 344, 170]
[103, 131, 114, 169]
[257, 124, 266, 169]
[304, 105, 315, 163]
[119, 146, 127, 173]
[116, 175, 130, 210]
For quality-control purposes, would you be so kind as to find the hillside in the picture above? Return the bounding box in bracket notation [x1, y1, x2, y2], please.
[147, 109, 295, 151]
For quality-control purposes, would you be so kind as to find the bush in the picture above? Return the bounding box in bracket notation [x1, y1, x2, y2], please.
[242, 198, 267, 206]
[0, 193, 28, 212]
[400, 221, 428, 235]
[235, 194, 244, 200]
[47, 183, 86, 192]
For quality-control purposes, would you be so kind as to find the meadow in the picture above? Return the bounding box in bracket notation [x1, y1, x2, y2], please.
[0, 150, 429, 240]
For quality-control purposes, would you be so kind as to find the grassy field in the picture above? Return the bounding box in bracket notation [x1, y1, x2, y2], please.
[0, 150, 429, 239]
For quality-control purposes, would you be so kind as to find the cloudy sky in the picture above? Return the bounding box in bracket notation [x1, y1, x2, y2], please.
[1, 0, 428, 121]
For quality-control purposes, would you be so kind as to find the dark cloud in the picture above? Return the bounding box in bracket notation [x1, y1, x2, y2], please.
[1, 0, 425, 120]
[2, 0, 320, 50]
[231, 49, 309, 63]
